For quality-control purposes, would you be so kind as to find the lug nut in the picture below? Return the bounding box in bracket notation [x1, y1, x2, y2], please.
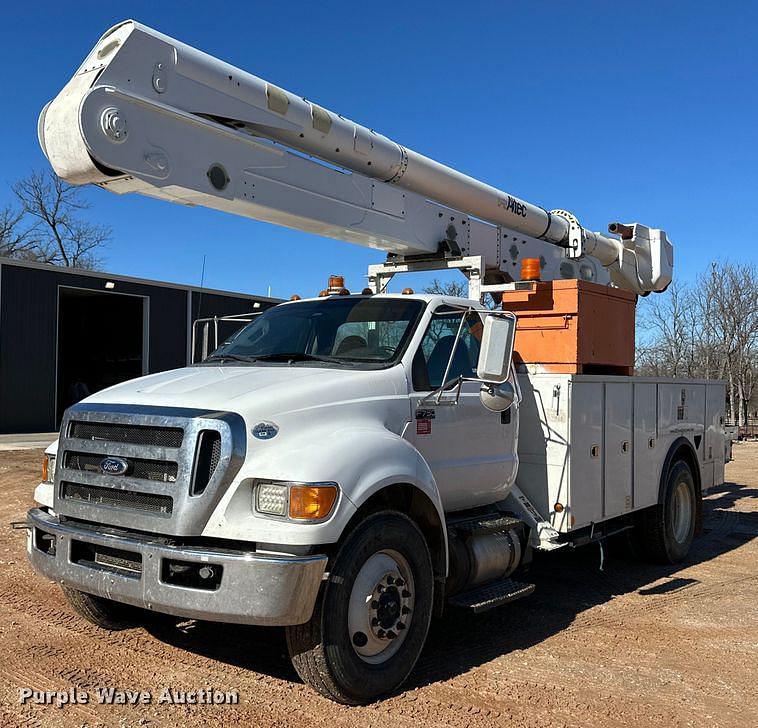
[402, 606, 411, 615]
[401, 589, 411, 598]
[377, 629, 385, 638]
[371, 617, 379, 627]
[352, 631, 368, 647]
[386, 630, 397, 640]
[395, 578, 404, 587]
[386, 575, 395, 585]
[370, 600, 379, 609]
[397, 622, 406, 630]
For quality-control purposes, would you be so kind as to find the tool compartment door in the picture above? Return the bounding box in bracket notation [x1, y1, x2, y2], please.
[633, 382, 658, 508]
[568, 380, 604, 527]
[705, 382, 726, 489]
[603, 382, 633, 518]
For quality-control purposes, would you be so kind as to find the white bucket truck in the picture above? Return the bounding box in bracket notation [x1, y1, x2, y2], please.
[28, 21, 726, 704]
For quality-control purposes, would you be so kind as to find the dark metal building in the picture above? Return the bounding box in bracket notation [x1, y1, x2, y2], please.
[0, 258, 278, 433]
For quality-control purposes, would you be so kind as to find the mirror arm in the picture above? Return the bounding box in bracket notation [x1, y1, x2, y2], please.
[420, 375, 464, 406]
[436, 307, 471, 399]
[420, 306, 474, 407]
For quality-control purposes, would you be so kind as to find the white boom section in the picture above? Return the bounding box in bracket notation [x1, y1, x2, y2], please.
[38, 20, 673, 294]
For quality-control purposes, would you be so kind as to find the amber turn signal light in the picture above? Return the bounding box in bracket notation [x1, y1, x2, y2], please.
[42, 455, 49, 483]
[289, 485, 338, 520]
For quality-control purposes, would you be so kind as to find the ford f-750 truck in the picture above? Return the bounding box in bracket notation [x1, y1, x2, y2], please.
[27, 21, 726, 704]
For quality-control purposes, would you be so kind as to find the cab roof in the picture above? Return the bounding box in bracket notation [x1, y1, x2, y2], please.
[281, 292, 484, 309]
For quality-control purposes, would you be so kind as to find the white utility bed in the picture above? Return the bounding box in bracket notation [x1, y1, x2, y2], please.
[516, 373, 726, 532]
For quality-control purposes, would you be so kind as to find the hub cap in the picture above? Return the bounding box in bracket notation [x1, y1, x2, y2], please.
[671, 480, 693, 544]
[348, 549, 414, 664]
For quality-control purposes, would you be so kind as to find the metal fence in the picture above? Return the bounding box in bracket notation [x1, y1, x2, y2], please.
[726, 418, 758, 440]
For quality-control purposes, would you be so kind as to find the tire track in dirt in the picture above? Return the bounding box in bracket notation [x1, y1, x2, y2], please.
[2, 576, 507, 728]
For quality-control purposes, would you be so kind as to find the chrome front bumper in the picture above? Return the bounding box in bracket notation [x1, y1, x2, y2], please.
[27, 508, 327, 626]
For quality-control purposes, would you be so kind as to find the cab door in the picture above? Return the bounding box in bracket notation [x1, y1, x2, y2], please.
[408, 306, 518, 512]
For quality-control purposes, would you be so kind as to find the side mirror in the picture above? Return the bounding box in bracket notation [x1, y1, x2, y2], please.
[476, 313, 516, 384]
[480, 381, 516, 412]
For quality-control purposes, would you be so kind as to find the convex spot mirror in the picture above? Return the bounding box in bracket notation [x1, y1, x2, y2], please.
[476, 313, 516, 384]
[480, 381, 516, 412]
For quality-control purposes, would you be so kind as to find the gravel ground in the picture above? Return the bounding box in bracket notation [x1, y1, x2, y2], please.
[0, 442, 756, 727]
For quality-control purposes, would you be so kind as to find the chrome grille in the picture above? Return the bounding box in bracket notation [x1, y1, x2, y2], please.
[69, 420, 183, 448]
[61, 482, 173, 515]
[63, 451, 178, 483]
[55, 405, 245, 537]
[190, 430, 222, 495]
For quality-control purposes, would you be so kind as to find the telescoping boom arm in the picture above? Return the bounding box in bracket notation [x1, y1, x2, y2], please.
[39, 20, 673, 295]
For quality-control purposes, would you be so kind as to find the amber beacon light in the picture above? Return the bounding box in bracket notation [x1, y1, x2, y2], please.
[520, 257, 541, 281]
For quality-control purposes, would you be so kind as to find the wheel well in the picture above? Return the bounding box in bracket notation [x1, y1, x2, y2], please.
[344, 484, 446, 582]
[660, 437, 703, 532]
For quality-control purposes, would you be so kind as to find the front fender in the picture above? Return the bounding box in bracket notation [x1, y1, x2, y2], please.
[341, 426, 444, 521]
[202, 423, 446, 551]
[33, 439, 59, 509]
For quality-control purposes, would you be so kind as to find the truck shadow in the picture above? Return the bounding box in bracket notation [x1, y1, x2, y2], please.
[143, 479, 757, 692]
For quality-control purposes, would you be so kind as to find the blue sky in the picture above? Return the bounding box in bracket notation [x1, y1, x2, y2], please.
[1, 1, 756, 299]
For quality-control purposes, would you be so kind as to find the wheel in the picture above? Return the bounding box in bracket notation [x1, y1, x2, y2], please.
[286, 511, 434, 704]
[641, 460, 697, 564]
[61, 586, 140, 630]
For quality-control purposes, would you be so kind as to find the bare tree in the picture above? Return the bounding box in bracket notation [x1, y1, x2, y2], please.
[638, 260, 758, 425]
[423, 276, 500, 309]
[424, 278, 468, 298]
[0, 204, 36, 259]
[636, 281, 700, 377]
[13, 170, 109, 269]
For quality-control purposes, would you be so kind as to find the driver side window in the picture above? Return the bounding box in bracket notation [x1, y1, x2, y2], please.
[413, 310, 482, 391]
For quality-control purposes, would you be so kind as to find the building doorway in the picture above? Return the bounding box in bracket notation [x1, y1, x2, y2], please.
[56, 288, 147, 424]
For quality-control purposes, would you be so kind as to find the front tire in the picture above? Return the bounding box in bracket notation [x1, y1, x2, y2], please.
[61, 586, 139, 631]
[641, 460, 697, 564]
[286, 511, 434, 705]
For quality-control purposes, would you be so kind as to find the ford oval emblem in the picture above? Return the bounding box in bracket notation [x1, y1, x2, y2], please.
[252, 422, 278, 440]
[100, 456, 130, 476]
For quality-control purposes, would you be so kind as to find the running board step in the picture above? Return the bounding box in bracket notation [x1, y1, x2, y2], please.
[447, 514, 523, 537]
[448, 579, 535, 613]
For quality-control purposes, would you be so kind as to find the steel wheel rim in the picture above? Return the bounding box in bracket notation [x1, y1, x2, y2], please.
[671, 480, 693, 544]
[347, 549, 414, 664]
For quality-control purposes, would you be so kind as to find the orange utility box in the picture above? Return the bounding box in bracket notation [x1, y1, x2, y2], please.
[501, 279, 636, 374]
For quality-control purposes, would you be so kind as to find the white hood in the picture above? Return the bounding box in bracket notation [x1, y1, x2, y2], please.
[83, 364, 408, 422]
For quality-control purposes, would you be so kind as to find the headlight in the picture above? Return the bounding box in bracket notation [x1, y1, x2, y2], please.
[253, 481, 338, 521]
[255, 483, 288, 516]
[42, 454, 56, 484]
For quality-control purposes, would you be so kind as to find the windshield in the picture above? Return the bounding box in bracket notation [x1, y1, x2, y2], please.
[207, 297, 425, 368]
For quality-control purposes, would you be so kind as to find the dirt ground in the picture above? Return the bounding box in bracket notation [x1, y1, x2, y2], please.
[0, 444, 756, 728]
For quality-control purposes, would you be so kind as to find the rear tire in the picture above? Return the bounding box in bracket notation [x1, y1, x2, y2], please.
[286, 511, 434, 705]
[641, 460, 697, 564]
[61, 586, 139, 631]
